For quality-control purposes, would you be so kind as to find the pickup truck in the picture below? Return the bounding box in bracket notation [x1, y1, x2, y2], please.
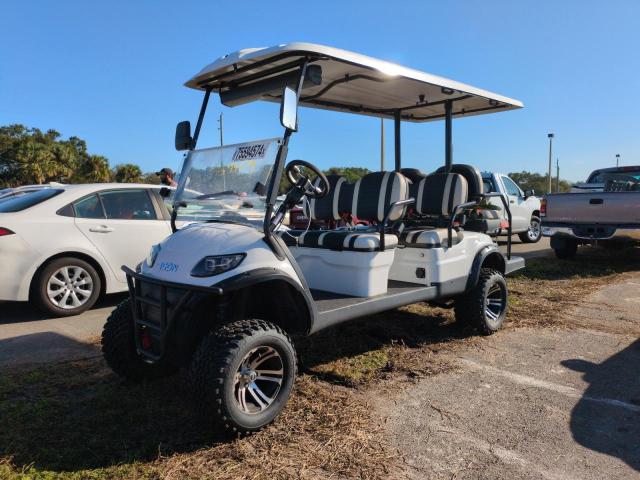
[541, 166, 640, 258]
[481, 172, 543, 243]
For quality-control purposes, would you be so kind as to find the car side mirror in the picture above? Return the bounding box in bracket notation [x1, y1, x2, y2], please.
[524, 189, 535, 198]
[175, 121, 192, 151]
[280, 87, 298, 131]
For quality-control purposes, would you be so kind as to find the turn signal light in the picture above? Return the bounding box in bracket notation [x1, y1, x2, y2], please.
[0, 227, 15, 236]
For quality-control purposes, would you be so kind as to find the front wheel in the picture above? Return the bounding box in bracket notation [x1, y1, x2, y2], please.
[518, 215, 542, 243]
[454, 269, 508, 335]
[189, 319, 297, 436]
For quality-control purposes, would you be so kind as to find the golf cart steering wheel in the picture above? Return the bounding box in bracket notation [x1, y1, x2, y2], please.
[285, 160, 330, 199]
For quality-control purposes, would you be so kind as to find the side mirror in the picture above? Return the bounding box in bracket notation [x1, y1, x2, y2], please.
[175, 121, 192, 151]
[280, 87, 298, 131]
[524, 189, 535, 198]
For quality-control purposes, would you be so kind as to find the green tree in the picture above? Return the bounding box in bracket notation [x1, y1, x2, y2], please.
[72, 155, 111, 183]
[508, 171, 572, 194]
[141, 172, 161, 185]
[113, 163, 143, 183]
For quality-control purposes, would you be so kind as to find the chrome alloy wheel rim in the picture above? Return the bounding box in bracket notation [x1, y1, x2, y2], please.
[527, 219, 541, 241]
[233, 346, 284, 414]
[485, 283, 506, 322]
[47, 266, 93, 309]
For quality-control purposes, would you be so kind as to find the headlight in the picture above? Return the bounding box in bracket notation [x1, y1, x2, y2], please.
[191, 253, 246, 277]
[146, 244, 161, 268]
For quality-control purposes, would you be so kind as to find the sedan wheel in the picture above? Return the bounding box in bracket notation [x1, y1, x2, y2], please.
[47, 265, 94, 309]
[34, 257, 101, 317]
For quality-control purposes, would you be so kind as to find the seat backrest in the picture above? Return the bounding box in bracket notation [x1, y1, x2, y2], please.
[434, 164, 484, 200]
[400, 168, 427, 201]
[350, 171, 409, 222]
[303, 174, 346, 220]
[416, 172, 468, 216]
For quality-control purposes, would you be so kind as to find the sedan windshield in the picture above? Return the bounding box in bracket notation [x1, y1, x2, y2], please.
[173, 138, 281, 228]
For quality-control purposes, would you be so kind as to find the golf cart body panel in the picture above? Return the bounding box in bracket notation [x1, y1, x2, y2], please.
[186, 43, 523, 122]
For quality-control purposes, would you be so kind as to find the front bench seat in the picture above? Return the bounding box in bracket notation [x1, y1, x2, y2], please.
[281, 171, 409, 251]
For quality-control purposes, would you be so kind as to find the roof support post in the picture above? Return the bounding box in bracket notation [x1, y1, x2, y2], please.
[445, 99, 453, 173]
[394, 110, 401, 172]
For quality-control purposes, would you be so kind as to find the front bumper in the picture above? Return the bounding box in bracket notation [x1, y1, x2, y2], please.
[123, 266, 222, 363]
[542, 223, 640, 241]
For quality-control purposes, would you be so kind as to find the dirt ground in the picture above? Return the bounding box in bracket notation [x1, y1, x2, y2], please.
[375, 268, 640, 479]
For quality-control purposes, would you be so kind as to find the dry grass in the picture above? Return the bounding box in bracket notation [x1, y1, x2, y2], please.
[1, 246, 638, 479]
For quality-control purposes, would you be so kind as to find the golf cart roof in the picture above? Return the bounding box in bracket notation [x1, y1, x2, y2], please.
[186, 43, 523, 122]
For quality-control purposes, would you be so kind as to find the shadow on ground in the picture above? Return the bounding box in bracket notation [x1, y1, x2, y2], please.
[0, 302, 465, 473]
[562, 339, 640, 472]
[0, 293, 127, 325]
[0, 331, 99, 366]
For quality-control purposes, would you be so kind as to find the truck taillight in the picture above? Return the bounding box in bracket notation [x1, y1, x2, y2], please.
[540, 199, 546, 217]
[0, 227, 14, 236]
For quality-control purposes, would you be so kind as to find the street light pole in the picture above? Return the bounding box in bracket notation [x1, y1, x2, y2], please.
[380, 118, 385, 171]
[218, 113, 224, 146]
[616, 153, 620, 167]
[556, 158, 560, 192]
[547, 133, 554, 194]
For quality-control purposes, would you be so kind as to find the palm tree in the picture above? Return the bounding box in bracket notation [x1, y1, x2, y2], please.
[113, 163, 143, 183]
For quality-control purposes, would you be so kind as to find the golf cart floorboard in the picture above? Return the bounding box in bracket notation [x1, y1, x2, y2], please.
[311, 280, 438, 331]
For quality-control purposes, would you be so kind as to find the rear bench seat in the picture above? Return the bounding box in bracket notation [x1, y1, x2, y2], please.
[280, 171, 409, 251]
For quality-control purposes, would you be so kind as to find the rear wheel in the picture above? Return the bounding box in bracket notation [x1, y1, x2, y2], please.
[455, 268, 508, 335]
[102, 299, 177, 382]
[518, 215, 542, 243]
[552, 237, 578, 259]
[34, 257, 101, 317]
[189, 319, 297, 436]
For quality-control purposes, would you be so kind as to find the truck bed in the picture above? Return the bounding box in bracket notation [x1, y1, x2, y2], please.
[544, 191, 640, 224]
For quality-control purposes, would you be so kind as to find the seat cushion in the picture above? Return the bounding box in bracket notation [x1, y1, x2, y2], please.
[279, 229, 398, 251]
[303, 174, 346, 220]
[351, 171, 409, 222]
[398, 228, 460, 248]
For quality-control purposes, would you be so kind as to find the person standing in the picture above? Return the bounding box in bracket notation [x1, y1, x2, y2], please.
[156, 168, 177, 187]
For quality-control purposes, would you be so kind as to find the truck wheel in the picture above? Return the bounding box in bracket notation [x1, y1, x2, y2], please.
[518, 216, 542, 243]
[189, 319, 297, 436]
[552, 238, 578, 259]
[454, 269, 508, 335]
[102, 299, 177, 382]
[33, 257, 101, 317]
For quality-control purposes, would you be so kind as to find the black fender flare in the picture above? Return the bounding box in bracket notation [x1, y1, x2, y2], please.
[465, 245, 506, 292]
[216, 267, 317, 334]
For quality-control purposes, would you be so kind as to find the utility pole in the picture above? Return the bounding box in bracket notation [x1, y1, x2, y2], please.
[547, 133, 554, 193]
[616, 153, 620, 167]
[380, 118, 385, 171]
[556, 158, 560, 192]
[218, 113, 224, 146]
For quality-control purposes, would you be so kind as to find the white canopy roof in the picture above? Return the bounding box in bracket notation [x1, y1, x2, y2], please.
[186, 43, 523, 122]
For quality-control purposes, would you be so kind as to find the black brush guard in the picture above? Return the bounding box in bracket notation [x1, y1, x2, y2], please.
[123, 265, 222, 363]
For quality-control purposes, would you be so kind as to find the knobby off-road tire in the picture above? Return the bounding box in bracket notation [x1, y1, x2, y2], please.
[518, 215, 542, 243]
[33, 257, 101, 317]
[189, 319, 297, 436]
[454, 268, 508, 335]
[102, 298, 177, 382]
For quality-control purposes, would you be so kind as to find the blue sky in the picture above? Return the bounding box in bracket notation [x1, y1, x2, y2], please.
[1, 1, 638, 181]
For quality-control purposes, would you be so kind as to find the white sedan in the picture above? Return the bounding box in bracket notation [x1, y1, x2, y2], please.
[0, 183, 174, 316]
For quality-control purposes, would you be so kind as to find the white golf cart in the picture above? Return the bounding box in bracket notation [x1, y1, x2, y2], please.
[102, 43, 525, 435]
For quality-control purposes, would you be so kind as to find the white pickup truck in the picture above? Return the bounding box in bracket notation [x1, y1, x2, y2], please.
[541, 166, 640, 258]
[481, 172, 543, 243]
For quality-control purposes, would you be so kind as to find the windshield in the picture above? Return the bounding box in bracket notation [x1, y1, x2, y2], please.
[173, 138, 281, 228]
[588, 169, 640, 184]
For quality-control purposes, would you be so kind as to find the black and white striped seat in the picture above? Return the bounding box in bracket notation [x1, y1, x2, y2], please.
[398, 228, 461, 248]
[280, 229, 398, 251]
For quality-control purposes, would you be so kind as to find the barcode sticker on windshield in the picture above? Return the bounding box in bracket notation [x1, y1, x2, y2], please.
[233, 143, 268, 161]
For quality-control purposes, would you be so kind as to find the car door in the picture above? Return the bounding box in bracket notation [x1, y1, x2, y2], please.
[499, 175, 529, 231]
[73, 189, 172, 283]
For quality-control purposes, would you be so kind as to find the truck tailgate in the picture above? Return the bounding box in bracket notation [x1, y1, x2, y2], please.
[545, 192, 640, 224]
